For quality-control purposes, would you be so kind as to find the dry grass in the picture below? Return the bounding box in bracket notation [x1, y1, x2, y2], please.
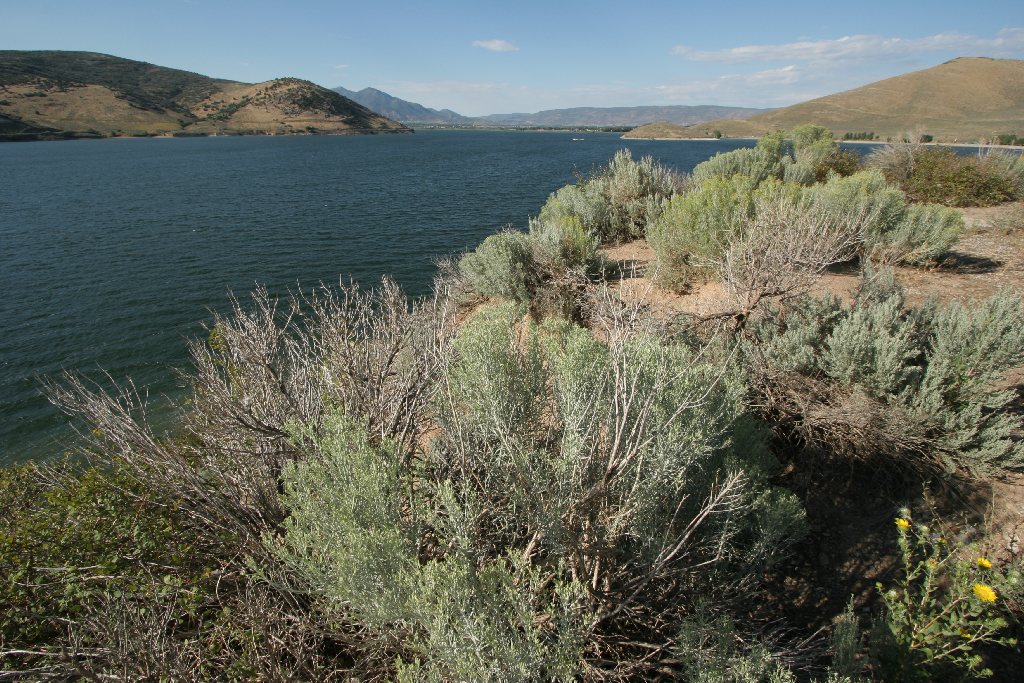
[627, 57, 1024, 143]
[0, 81, 183, 133]
[188, 79, 409, 134]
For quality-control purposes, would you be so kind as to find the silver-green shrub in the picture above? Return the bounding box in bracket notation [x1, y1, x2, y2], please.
[528, 213, 600, 274]
[539, 182, 607, 236]
[790, 123, 833, 152]
[790, 123, 837, 170]
[782, 157, 818, 185]
[691, 146, 784, 186]
[650, 174, 863, 300]
[276, 414, 589, 682]
[742, 273, 1024, 471]
[869, 202, 964, 265]
[274, 297, 805, 677]
[648, 174, 756, 290]
[539, 149, 677, 243]
[802, 170, 961, 265]
[457, 230, 537, 303]
[801, 170, 906, 244]
[691, 127, 839, 189]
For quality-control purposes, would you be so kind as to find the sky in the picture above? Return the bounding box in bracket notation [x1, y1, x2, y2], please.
[2, 0, 1023, 116]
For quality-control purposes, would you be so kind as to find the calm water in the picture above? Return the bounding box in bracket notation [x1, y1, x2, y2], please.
[0, 131, 757, 463]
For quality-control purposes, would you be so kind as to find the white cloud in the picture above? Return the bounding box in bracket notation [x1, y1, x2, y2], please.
[472, 39, 519, 52]
[650, 65, 818, 106]
[333, 64, 350, 70]
[672, 27, 1024, 63]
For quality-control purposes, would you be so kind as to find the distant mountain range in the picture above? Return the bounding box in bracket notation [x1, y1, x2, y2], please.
[0, 51, 409, 140]
[332, 86, 474, 125]
[625, 57, 1024, 143]
[477, 105, 766, 127]
[332, 85, 767, 128]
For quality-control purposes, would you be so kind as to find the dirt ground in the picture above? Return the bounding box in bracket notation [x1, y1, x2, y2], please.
[601, 202, 1024, 665]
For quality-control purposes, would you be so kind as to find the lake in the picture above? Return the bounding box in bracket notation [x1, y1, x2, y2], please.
[0, 130, 789, 463]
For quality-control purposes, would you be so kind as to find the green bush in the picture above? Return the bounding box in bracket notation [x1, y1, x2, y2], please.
[648, 174, 756, 290]
[691, 145, 784, 186]
[741, 274, 1024, 472]
[870, 202, 963, 265]
[791, 123, 836, 169]
[539, 182, 608, 238]
[457, 230, 538, 303]
[0, 462, 239, 678]
[897, 148, 1019, 207]
[802, 170, 907, 245]
[692, 126, 847, 190]
[802, 170, 960, 265]
[648, 165, 954, 294]
[981, 150, 1024, 197]
[539, 149, 677, 243]
[782, 157, 818, 185]
[815, 148, 863, 181]
[528, 213, 600, 274]
[272, 302, 805, 677]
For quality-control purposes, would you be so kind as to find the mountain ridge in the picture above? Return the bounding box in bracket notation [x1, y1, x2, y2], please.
[332, 84, 767, 128]
[478, 104, 767, 127]
[0, 51, 410, 140]
[333, 86, 474, 124]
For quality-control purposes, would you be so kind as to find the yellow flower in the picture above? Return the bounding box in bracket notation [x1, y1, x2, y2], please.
[973, 583, 997, 603]
[976, 557, 992, 570]
[959, 628, 972, 639]
[895, 517, 911, 530]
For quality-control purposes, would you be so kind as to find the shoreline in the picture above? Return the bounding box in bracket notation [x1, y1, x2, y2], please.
[620, 134, 1024, 150]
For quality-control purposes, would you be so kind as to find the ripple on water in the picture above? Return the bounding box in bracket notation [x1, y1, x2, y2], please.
[0, 131, 764, 463]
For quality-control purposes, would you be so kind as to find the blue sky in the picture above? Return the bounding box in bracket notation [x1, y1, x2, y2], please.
[3, 0, 1023, 116]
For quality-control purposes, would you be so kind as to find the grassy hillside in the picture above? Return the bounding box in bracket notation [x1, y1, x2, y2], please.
[0, 51, 409, 140]
[626, 57, 1024, 143]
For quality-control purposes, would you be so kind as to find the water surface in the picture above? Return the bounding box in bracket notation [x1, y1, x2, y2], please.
[1, 131, 760, 463]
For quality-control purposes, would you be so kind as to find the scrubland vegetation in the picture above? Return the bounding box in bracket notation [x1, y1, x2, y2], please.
[4, 129, 1024, 680]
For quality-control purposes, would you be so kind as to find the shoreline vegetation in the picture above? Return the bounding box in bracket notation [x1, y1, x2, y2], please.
[622, 134, 1024, 151]
[3, 125, 1024, 680]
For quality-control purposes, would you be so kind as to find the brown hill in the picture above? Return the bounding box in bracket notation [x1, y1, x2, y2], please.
[0, 51, 409, 140]
[625, 57, 1024, 143]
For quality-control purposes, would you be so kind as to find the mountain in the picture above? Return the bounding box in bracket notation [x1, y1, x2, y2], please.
[333, 86, 474, 125]
[625, 57, 1024, 142]
[0, 51, 410, 140]
[479, 105, 766, 128]
[330, 86, 765, 128]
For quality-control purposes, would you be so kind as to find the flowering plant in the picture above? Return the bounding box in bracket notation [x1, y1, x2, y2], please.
[874, 509, 1018, 679]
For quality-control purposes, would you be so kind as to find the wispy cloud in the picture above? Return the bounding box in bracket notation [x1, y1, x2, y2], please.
[472, 39, 519, 52]
[651, 65, 816, 105]
[333, 63, 349, 70]
[672, 27, 1024, 63]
